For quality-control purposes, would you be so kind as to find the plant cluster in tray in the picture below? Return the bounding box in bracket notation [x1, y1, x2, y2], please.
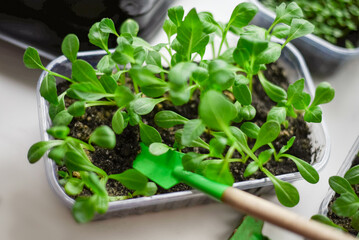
[313, 152, 359, 237]
[25, 2, 335, 223]
[260, 0, 359, 48]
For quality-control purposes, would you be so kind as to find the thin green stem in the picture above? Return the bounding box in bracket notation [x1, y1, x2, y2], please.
[47, 70, 74, 83]
[86, 101, 117, 107]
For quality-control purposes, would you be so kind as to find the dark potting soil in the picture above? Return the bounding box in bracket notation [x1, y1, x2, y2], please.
[56, 62, 315, 198]
[326, 154, 359, 236]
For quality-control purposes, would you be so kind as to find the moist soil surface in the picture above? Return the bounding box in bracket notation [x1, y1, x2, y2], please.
[57, 62, 315, 198]
[327, 154, 359, 236]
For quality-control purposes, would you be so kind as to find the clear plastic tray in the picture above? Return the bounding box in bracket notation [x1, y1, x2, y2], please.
[318, 136, 359, 217]
[37, 42, 331, 220]
[250, 0, 359, 76]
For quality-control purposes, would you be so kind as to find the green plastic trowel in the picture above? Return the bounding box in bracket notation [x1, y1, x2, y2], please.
[133, 143, 355, 240]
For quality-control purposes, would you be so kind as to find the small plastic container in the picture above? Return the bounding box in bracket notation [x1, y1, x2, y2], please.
[250, 0, 359, 76]
[318, 136, 359, 218]
[37, 42, 330, 220]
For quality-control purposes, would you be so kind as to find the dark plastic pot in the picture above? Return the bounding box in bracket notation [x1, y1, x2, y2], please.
[250, 0, 359, 76]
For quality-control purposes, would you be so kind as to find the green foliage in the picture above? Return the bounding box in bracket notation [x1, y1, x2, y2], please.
[261, 0, 359, 48]
[24, 1, 335, 222]
[230, 216, 270, 240]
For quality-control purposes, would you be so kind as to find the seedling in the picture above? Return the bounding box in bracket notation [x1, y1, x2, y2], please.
[25, 2, 334, 222]
[261, 0, 359, 48]
[229, 216, 270, 240]
[313, 159, 359, 236]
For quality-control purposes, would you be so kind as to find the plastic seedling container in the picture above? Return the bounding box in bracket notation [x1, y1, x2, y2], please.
[318, 136, 359, 218]
[37, 42, 330, 220]
[250, 0, 359, 76]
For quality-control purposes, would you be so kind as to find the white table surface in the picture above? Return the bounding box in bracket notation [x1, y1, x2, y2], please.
[1, 1, 359, 239]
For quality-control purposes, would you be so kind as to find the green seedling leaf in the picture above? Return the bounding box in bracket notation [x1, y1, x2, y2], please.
[311, 215, 347, 232]
[233, 76, 252, 105]
[81, 171, 107, 196]
[99, 18, 118, 35]
[23, 47, 44, 70]
[89, 126, 116, 149]
[169, 62, 197, 88]
[228, 2, 258, 29]
[230, 216, 267, 240]
[139, 122, 162, 146]
[258, 149, 274, 165]
[149, 142, 172, 156]
[182, 119, 206, 146]
[311, 82, 335, 107]
[263, 168, 299, 207]
[230, 126, 255, 160]
[258, 72, 287, 102]
[72, 59, 103, 90]
[240, 122, 260, 139]
[72, 197, 96, 223]
[168, 6, 184, 26]
[176, 8, 209, 59]
[239, 105, 256, 121]
[287, 19, 315, 42]
[52, 110, 73, 126]
[146, 51, 162, 67]
[332, 193, 359, 217]
[68, 101, 86, 117]
[267, 106, 286, 124]
[163, 19, 177, 38]
[27, 140, 62, 163]
[120, 19, 139, 36]
[244, 161, 259, 177]
[345, 165, 359, 185]
[287, 79, 305, 105]
[199, 90, 237, 131]
[61, 34, 79, 62]
[98, 75, 117, 94]
[272, 24, 290, 39]
[253, 121, 280, 152]
[49, 94, 65, 120]
[283, 154, 319, 184]
[352, 211, 359, 231]
[112, 36, 135, 64]
[97, 55, 116, 74]
[110, 169, 148, 190]
[48, 144, 67, 165]
[274, 2, 303, 25]
[203, 160, 234, 186]
[198, 12, 220, 34]
[240, 25, 266, 40]
[134, 47, 147, 66]
[129, 67, 167, 97]
[278, 136, 295, 155]
[304, 105, 322, 123]
[329, 176, 356, 196]
[64, 151, 106, 176]
[208, 60, 235, 90]
[154, 110, 188, 128]
[133, 182, 158, 197]
[88, 22, 109, 51]
[65, 178, 84, 196]
[114, 85, 135, 107]
[128, 108, 140, 126]
[112, 110, 127, 135]
[131, 97, 165, 115]
[256, 42, 281, 65]
[175, 129, 209, 149]
[182, 152, 207, 172]
[47, 126, 70, 139]
[209, 137, 227, 158]
[40, 74, 58, 105]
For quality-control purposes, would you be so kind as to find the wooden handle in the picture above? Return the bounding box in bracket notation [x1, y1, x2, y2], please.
[222, 187, 355, 240]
